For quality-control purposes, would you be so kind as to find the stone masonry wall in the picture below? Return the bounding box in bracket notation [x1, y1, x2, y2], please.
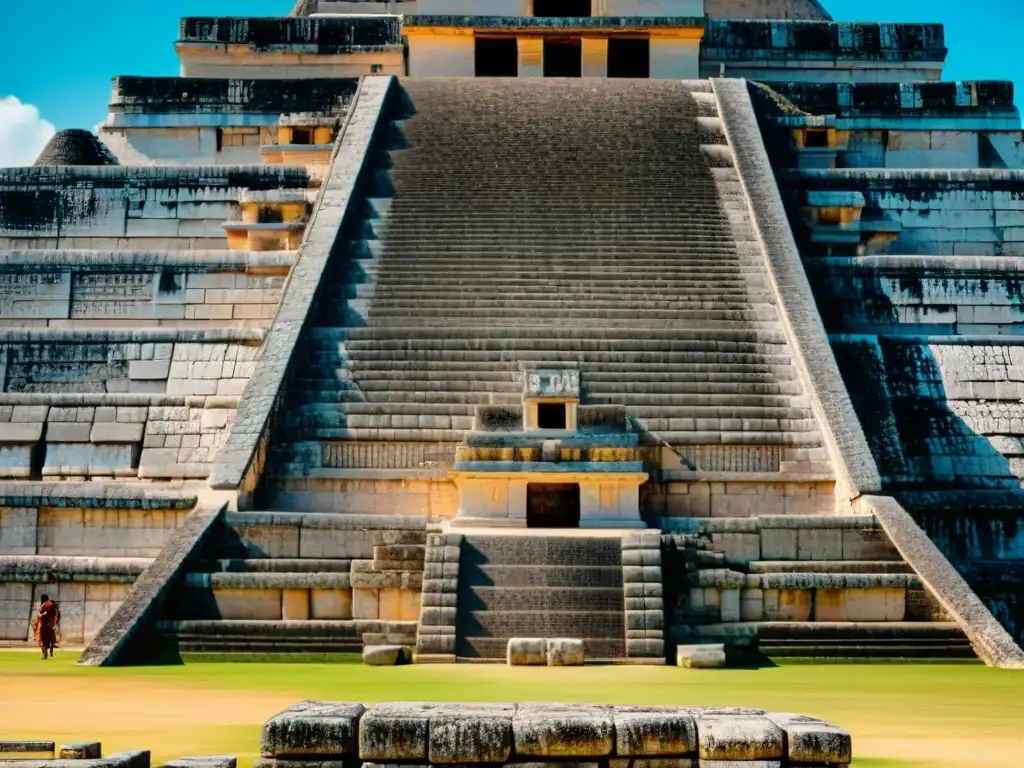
[794, 169, 1024, 256]
[0, 251, 291, 330]
[0, 167, 309, 250]
[0, 330, 263, 480]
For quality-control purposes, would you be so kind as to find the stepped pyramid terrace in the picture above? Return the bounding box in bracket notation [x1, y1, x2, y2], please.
[0, 0, 1023, 673]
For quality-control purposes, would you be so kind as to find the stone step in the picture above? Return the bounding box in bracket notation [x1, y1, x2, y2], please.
[285, 398, 812, 415]
[748, 561, 915, 575]
[347, 280, 771, 293]
[312, 368, 800, 384]
[458, 586, 624, 612]
[461, 564, 624, 588]
[351, 261, 764, 274]
[297, 360, 800, 377]
[366, 240, 751, 251]
[288, 393, 805, 410]
[345, 284, 773, 298]
[370, 231, 752, 243]
[458, 609, 626, 639]
[356, 303, 778, 319]
[320, 351, 799, 368]
[462, 536, 622, 566]
[322, 325, 788, 342]
[370, 219, 746, 232]
[192, 558, 352, 573]
[272, 431, 820, 447]
[292, 380, 804, 398]
[691, 621, 975, 659]
[371, 214, 739, 225]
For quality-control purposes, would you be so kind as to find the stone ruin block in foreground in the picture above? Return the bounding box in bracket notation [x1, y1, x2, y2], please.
[258, 701, 852, 767]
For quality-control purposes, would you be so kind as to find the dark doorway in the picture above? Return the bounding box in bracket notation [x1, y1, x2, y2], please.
[537, 402, 567, 429]
[544, 38, 582, 77]
[475, 37, 519, 77]
[527, 483, 581, 528]
[534, 0, 591, 16]
[607, 38, 650, 78]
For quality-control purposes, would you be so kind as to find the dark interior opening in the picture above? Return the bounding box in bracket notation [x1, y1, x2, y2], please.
[291, 127, 313, 145]
[475, 37, 519, 77]
[805, 130, 829, 148]
[527, 483, 581, 528]
[534, 0, 591, 16]
[544, 38, 582, 77]
[257, 206, 283, 224]
[607, 38, 650, 78]
[537, 402, 567, 429]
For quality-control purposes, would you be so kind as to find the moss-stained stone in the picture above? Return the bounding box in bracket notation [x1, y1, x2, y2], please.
[261, 702, 365, 758]
[513, 704, 615, 758]
[427, 704, 514, 764]
[358, 703, 433, 761]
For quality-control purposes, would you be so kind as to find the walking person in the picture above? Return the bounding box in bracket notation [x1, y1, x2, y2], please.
[32, 594, 60, 660]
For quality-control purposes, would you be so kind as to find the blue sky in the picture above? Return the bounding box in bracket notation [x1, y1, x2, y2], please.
[0, 0, 1021, 163]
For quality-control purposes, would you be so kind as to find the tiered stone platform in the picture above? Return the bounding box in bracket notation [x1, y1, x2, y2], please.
[3, 0, 1023, 671]
[260, 701, 852, 767]
[751, 77, 1024, 652]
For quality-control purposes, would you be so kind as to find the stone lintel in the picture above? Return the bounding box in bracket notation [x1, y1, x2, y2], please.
[404, 16, 705, 37]
[450, 465, 647, 480]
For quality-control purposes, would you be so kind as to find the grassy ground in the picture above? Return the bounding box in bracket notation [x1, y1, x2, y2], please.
[0, 652, 1021, 768]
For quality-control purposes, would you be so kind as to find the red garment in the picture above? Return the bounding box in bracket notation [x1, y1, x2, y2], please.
[35, 601, 59, 646]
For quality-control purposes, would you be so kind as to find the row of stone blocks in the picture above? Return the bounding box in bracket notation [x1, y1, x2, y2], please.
[507, 638, 584, 666]
[0, 741, 215, 768]
[259, 701, 851, 766]
[414, 532, 462, 661]
[621, 532, 664, 661]
[0, 746, 233, 768]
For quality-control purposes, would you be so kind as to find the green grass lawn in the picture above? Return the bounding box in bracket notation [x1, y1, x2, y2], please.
[0, 652, 1021, 768]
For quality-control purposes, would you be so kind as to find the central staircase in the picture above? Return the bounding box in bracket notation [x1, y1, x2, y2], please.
[259, 77, 831, 506]
[456, 535, 626, 661]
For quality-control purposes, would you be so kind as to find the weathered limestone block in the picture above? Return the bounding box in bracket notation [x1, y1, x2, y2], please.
[261, 702, 365, 758]
[427, 703, 514, 764]
[282, 589, 310, 621]
[696, 716, 783, 762]
[164, 757, 237, 768]
[310, 588, 352, 620]
[0, 741, 55, 755]
[762, 588, 812, 621]
[58, 743, 101, 759]
[546, 638, 585, 666]
[765, 713, 851, 765]
[613, 708, 697, 756]
[359, 703, 432, 761]
[813, 587, 905, 622]
[361, 645, 411, 666]
[677, 645, 726, 669]
[507, 638, 547, 666]
[513, 704, 614, 757]
[0, 445, 36, 479]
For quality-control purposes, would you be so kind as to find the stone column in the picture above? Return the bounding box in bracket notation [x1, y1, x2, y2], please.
[649, 33, 701, 79]
[518, 37, 544, 77]
[579, 476, 647, 528]
[451, 475, 528, 526]
[581, 37, 608, 78]
[407, 30, 476, 76]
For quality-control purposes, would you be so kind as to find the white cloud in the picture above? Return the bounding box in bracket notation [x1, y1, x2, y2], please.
[0, 96, 56, 167]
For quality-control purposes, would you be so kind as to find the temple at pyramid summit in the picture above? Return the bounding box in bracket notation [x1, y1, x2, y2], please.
[1, 0, 1023, 669]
